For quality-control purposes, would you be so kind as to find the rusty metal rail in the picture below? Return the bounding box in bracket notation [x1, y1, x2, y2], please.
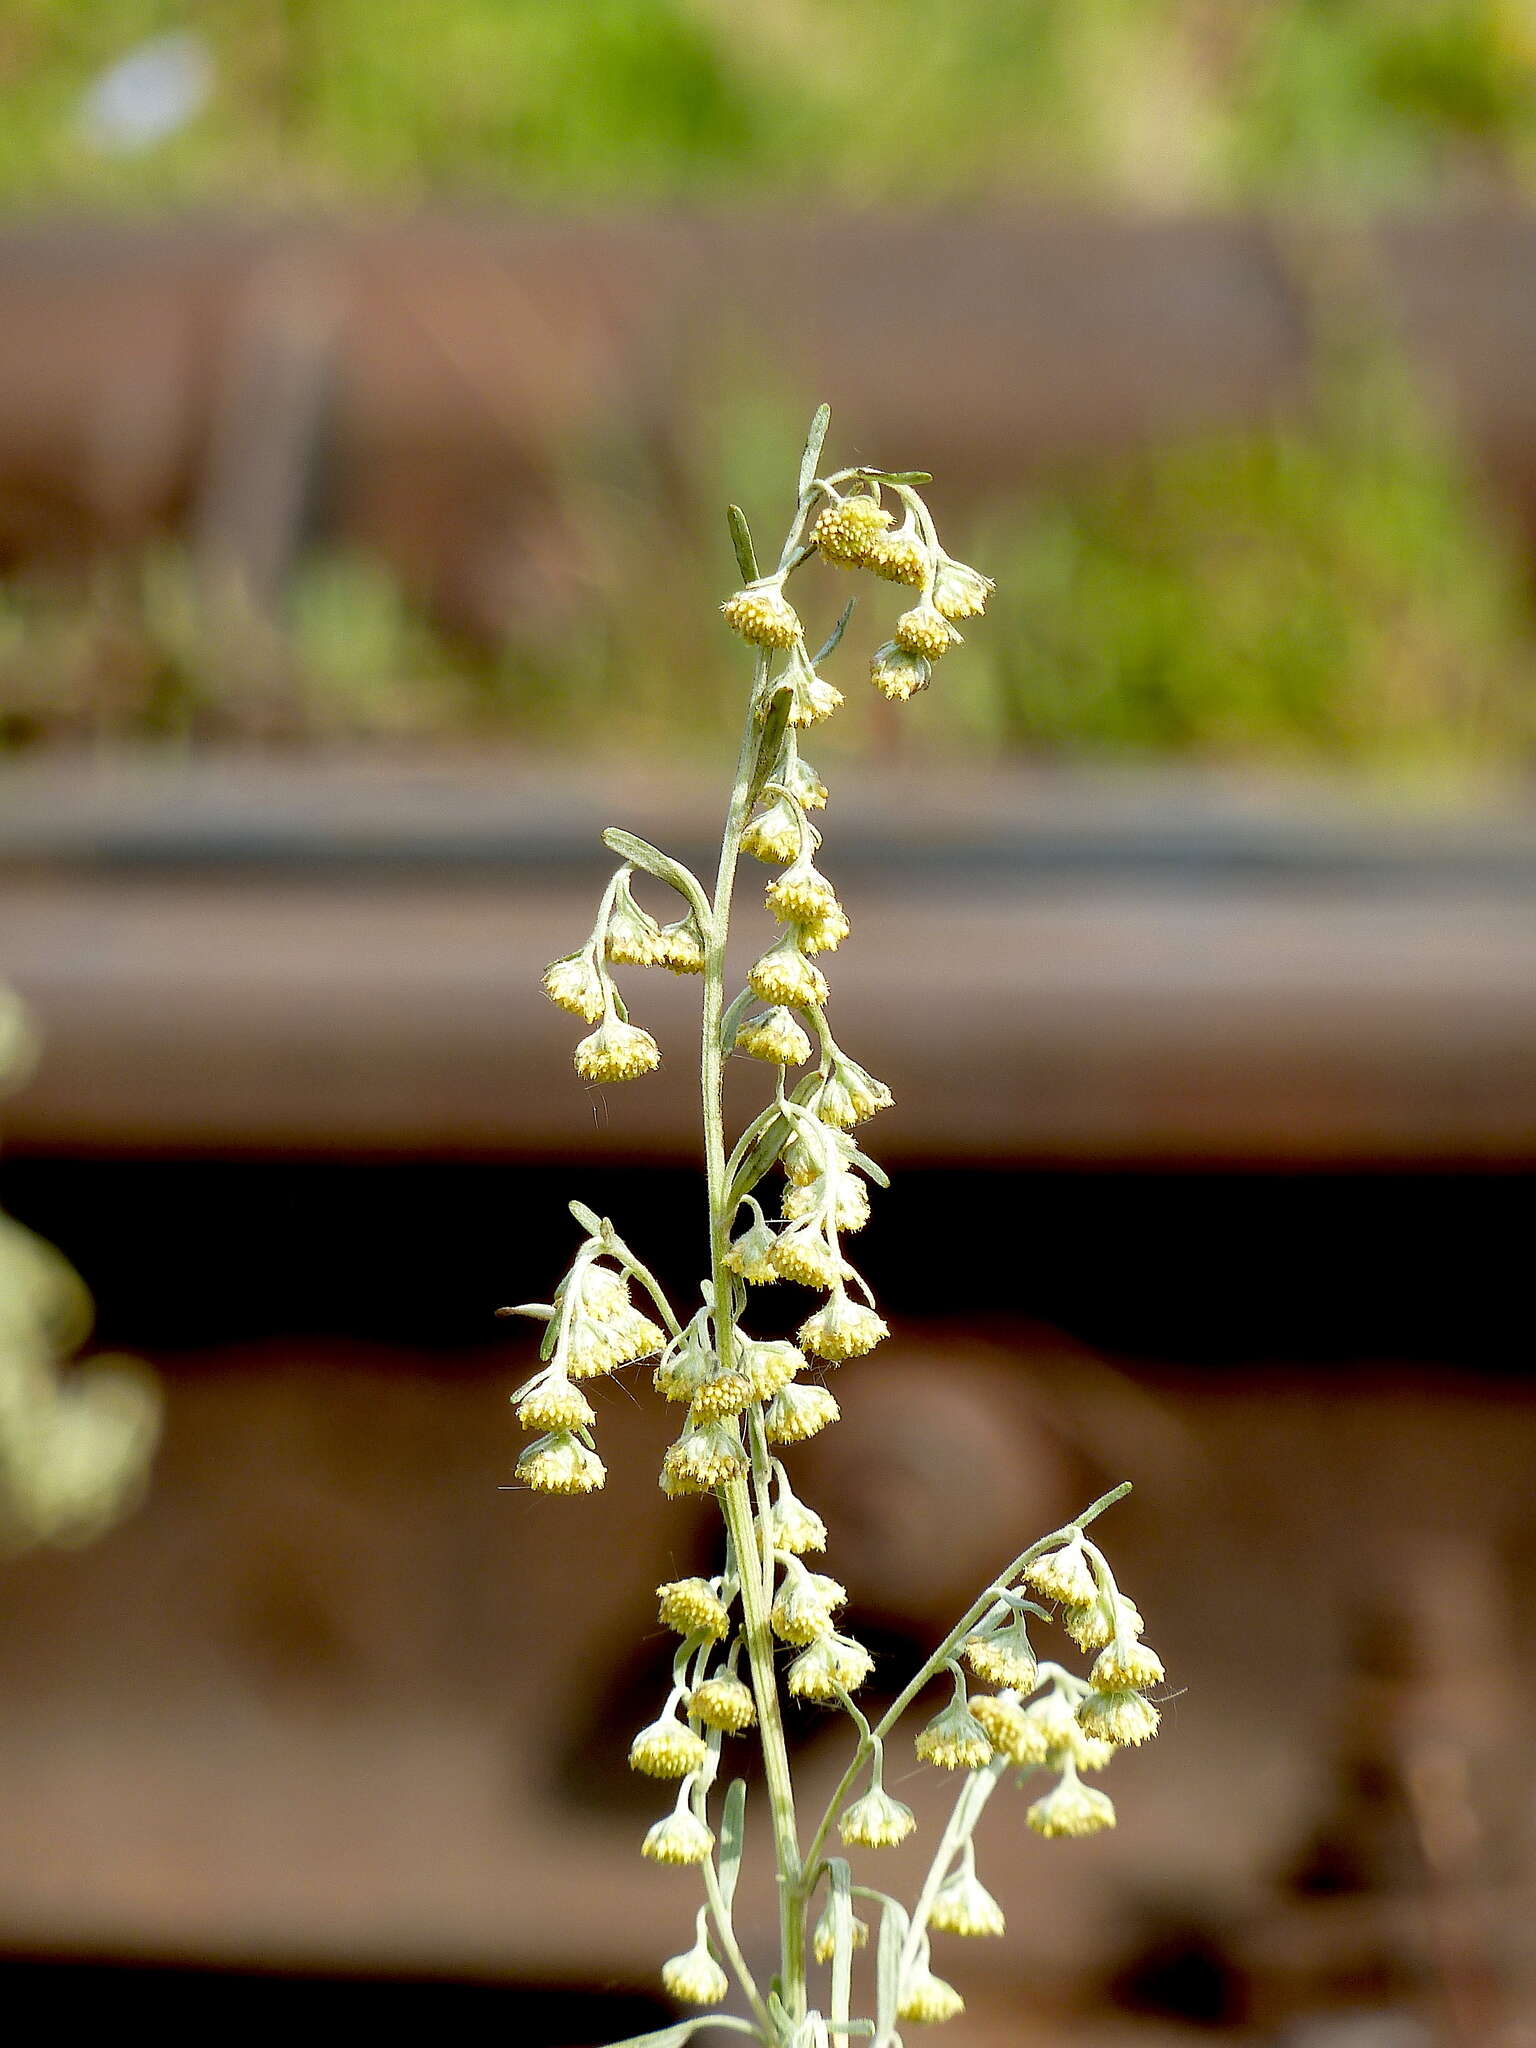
[1, 755, 1533, 1165]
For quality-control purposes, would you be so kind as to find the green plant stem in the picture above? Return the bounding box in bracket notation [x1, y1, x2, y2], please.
[703, 650, 806, 2030]
[901, 1763, 1001, 1974]
[698, 1834, 772, 2038]
[801, 1482, 1130, 1883]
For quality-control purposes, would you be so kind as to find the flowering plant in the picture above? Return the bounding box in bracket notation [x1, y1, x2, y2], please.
[510, 407, 1162, 2046]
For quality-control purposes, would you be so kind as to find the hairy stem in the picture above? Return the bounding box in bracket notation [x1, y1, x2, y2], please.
[803, 1482, 1131, 1880]
[704, 650, 806, 2028]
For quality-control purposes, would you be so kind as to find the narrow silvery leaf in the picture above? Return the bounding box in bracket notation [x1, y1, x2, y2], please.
[567, 1201, 603, 1235]
[604, 2021, 759, 2048]
[749, 692, 793, 810]
[828, 1858, 854, 2026]
[856, 467, 931, 485]
[812, 599, 855, 666]
[875, 1898, 910, 2042]
[846, 1145, 890, 1191]
[728, 504, 759, 582]
[719, 1777, 748, 1910]
[798, 402, 832, 499]
[602, 828, 710, 919]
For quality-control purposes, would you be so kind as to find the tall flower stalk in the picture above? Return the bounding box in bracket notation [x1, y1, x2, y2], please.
[510, 407, 1163, 2047]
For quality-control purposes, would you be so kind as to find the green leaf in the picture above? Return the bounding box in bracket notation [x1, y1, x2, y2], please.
[828, 1857, 854, 2025]
[725, 1108, 791, 1211]
[747, 692, 792, 811]
[601, 828, 710, 920]
[811, 599, 855, 666]
[600, 2020, 759, 2048]
[798, 402, 832, 499]
[856, 467, 931, 485]
[846, 1144, 890, 1191]
[727, 505, 759, 583]
[718, 1777, 748, 1910]
[875, 1897, 910, 2042]
[568, 1201, 603, 1235]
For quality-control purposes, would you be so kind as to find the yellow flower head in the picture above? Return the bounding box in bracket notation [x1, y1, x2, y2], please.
[748, 931, 829, 1009]
[764, 1381, 839, 1445]
[661, 1938, 730, 2007]
[661, 1419, 748, 1496]
[1026, 1771, 1116, 1840]
[766, 857, 841, 926]
[813, 492, 893, 569]
[690, 1370, 756, 1419]
[915, 1698, 994, 1772]
[738, 1337, 803, 1400]
[741, 796, 805, 866]
[1061, 1596, 1117, 1652]
[513, 1372, 596, 1435]
[642, 1808, 715, 1865]
[933, 556, 994, 622]
[796, 903, 851, 955]
[782, 1171, 870, 1234]
[815, 1057, 894, 1128]
[781, 751, 829, 811]
[1091, 1637, 1165, 1692]
[689, 1674, 756, 1733]
[515, 1430, 605, 1496]
[604, 876, 668, 966]
[656, 916, 706, 975]
[542, 949, 607, 1021]
[787, 1631, 874, 1701]
[656, 1576, 731, 1639]
[735, 1007, 813, 1068]
[968, 1694, 1040, 1767]
[1021, 1531, 1097, 1607]
[894, 605, 957, 661]
[768, 1222, 843, 1291]
[1078, 1688, 1160, 1748]
[869, 530, 930, 588]
[897, 1967, 965, 2024]
[722, 580, 801, 648]
[574, 1017, 660, 1084]
[770, 1565, 846, 1645]
[961, 1616, 1036, 1692]
[564, 1307, 664, 1379]
[870, 643, 932, 703]
[767, 1491, 828, 1556]
[838, 1786, 915, 1848]
[799, 1289, 888, 1362]
[723, 1206, 782, 1285]
[928, 1869, 1005, 1938]
[628, 1713, 709, 1779]
[780, 662, 845, 729]
[652, 1322, 722, 1404]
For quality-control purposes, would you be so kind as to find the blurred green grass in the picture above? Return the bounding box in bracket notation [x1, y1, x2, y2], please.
[3, 1, 1536, 776]
[3, 0, 1536, 214]
[4, 352, 1532, 781]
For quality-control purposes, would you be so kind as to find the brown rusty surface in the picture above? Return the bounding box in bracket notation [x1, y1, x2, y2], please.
[0, 1333, 1531, 2000]
[0, 758, 1533, 1165]
[3, 210, 1536, 595]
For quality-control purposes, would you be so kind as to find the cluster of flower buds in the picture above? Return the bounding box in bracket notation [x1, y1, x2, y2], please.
[541, 860, 707, 1084]
[503, 1241, 667, 1495]
[509, 418, 1160, 2037]
[880, 1523, 1166, 1847]
[804, 477, 994, 706]
[815, 1518, 1163, 2026]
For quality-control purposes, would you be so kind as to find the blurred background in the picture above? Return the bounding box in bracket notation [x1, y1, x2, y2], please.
[1, 3, 1535, 2043]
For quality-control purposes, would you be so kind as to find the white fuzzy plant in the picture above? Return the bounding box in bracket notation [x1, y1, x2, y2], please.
[508, 407, 1163, 2047]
